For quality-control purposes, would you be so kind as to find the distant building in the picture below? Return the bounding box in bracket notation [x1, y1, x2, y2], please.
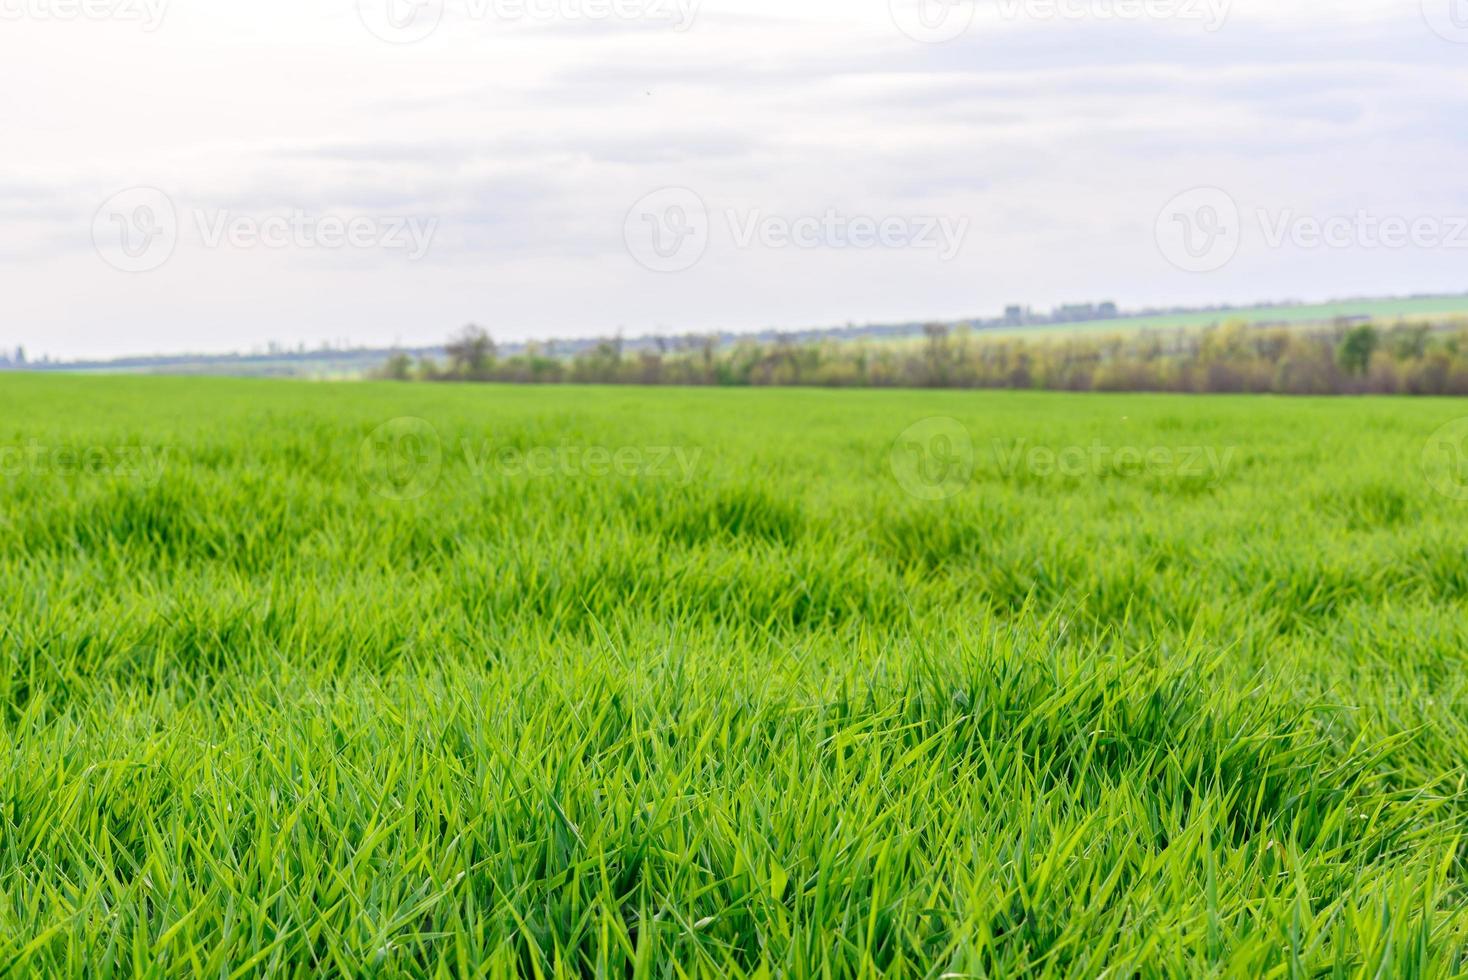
[1054, 302, 1119, 323]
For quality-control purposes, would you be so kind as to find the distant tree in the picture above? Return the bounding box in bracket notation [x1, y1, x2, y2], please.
[923, 323, 951, 386]
[1387, 323, 1430, 361]
[1336, 324, 1379, 376]
[381, 352, 413, 381]
[698, 334, 717, 383]
[446, 324, 496, 379]
[1200, 320, 1251, 362]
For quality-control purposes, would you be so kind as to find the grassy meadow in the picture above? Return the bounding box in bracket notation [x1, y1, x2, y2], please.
[3, 374, 1468, 976]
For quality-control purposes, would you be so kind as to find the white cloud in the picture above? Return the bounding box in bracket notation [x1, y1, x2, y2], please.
[1, 0, 1463, 357]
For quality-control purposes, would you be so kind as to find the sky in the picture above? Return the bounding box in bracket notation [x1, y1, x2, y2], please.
[3, 0, 1466, 360]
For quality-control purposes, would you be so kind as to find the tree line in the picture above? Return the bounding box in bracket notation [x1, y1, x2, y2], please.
[375, 318, 1468, 395]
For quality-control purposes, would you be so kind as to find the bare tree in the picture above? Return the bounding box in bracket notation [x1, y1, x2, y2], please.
[445, 324, 497, 380]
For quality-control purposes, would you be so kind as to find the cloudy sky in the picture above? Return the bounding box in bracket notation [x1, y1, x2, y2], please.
[3, 0, 1466, 359]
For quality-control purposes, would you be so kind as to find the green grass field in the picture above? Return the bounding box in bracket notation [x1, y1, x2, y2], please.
[4, 375, 1468, 976]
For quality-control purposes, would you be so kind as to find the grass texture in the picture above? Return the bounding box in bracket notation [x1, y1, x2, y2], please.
[2, 375, 1468, 977]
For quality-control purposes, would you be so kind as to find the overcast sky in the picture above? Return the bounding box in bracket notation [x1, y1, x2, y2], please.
[3, 0, 1466, 359]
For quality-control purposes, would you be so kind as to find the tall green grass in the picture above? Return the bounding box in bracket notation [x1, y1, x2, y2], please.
[1, 375, 1466, 976]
